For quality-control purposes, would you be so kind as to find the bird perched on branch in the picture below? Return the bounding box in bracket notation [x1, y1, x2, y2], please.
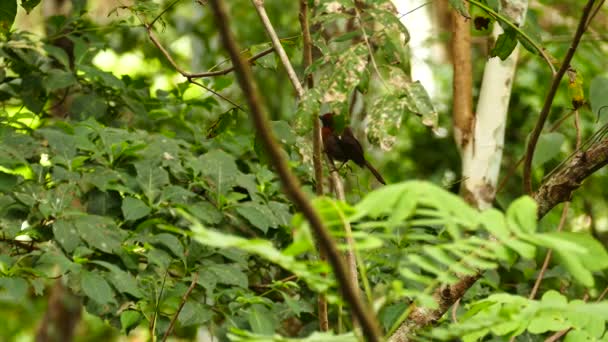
[320, 113, 386, 185]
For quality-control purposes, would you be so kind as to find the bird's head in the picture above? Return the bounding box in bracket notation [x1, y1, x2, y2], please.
[319, 113, 335, 128]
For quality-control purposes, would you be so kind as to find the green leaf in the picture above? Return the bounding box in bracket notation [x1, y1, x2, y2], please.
[178, 301, 213, 326]
[80, 270, 115, 305]
[121, 197, 151, 221]
[236, 202, 276, 233]
[70, 94, 108, 120]
[0, 171, 18, 192]
[134, 160, 169, 203]
[149, 233, 184, 260]
[45, 45, 71, 69]
[179, 210, 331, 292]
[186, 202, 222, 225]
[506, 196, 537, 234]
[533, 132, 565, 167]
[549, 232, 608, 272]
[75, 214, 125, 253]
[120, 310, 141, 334]
[248, 304, 276, 335]
[44, 70, 77, 92]
[404, 81, 438, 128]
[0, 277, 28, 301]
[38, 128, 78, 159]
[20, 0, 42, 14]
[490, 28, 518, 60]
[0, 0, 17, 35]
[53, 218, 82, 253]
[270, 121, 296, 145]
[195, 150, 238, 195]
[204, 263, 248, 288]
[91, 260, 142, 298]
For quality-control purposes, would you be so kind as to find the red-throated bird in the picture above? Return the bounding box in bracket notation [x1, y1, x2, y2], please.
[320, 113, 386, 185]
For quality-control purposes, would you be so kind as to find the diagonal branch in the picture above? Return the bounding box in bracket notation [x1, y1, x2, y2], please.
[251, 0, 304, 98]
[207, 1, 382, 341]
[299, 0, 328, 331]
[522, 0, 597, 194]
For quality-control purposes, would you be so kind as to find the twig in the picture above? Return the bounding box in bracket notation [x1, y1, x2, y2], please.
[162, 272, 199, 342]
[251, 0, 304, 98]
[529, 202, 570, 300]
[149, 0, 182, 28]
[523, 0, 597, 194]
[150, 268, 170, 340]
[188, 79, 245, 111]
[146, 27, 274, 78]
[299, 0, 328, 331]
[353, 6, 387, 89]
[207, 1, 382, 341]
[451, 298, 461, 323]
[574, 109, 582, 149]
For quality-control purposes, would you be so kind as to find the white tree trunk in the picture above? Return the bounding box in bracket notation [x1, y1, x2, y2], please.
[461, 1, 528, 209]
[393, 0, 442, 100]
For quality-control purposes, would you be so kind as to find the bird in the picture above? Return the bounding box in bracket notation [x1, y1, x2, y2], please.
[319, 113, 386, 185]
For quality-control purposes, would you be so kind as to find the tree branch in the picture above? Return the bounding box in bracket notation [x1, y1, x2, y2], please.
[535, 136, 608, 218]
[251, 0, 304, 98]
[207, 1, 381, 340]
[162, 272, 199, 342]
[299, 0, 328, 331]
[522, 0, 597, 194]
[451, 2, 474, 150]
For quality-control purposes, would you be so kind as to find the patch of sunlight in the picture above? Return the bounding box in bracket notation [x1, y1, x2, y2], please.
[169, 35, 192, 60]
[0, 165, 33, 180]
[92, 49, 164, 77]
[2, 107, 41, 129]
[182, 85, 205, 101]
[93, 50, 187, 94]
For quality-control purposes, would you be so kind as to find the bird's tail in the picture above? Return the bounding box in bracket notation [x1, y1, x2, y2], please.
[364, 160, 386, 185]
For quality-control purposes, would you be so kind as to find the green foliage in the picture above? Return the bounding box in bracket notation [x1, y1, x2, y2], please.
[430, 290, 608, 341]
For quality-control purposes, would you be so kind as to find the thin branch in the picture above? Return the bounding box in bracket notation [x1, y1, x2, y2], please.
[353, 6, 387, 89]
[529, 202, 570, 300]
[147, 27, 274, 78]
[251, 0, 304, 98]
[162, 272, 199, 342]
[189, 79, 245, 111]
[299, 0, 328, 331]
[207, 1, 382, 341]
[523, 0, 597, 194]
[149, 0, 182, 28]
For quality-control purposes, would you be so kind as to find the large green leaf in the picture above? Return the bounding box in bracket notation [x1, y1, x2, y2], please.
[80, 270, 115, 305]
[0, 0, 16, 35]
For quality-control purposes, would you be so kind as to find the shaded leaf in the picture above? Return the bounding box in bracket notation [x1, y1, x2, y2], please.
[80, 270, 115, 305]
